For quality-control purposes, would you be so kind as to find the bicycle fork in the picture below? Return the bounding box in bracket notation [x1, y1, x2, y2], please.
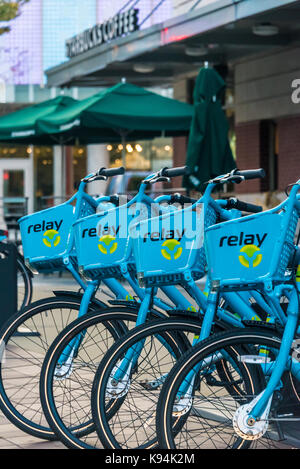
[233, 288, 300, 440]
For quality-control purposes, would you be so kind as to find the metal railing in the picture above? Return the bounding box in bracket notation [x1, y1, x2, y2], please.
[0, 197, 28, 241]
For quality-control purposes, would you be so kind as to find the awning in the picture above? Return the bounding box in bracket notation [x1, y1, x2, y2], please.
[46, 0, 300, 88]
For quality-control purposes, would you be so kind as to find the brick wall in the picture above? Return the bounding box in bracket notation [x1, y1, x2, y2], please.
[235, 115, 300, 194]
[277, 115, 300, 191]
[171, 136, 187, 188]
[235, 121, 262, 193]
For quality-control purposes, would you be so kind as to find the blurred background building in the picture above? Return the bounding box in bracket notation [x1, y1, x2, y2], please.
[0, 0, 175, 220]
[1, 0, 300, 223]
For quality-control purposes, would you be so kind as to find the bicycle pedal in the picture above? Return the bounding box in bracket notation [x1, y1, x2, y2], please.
[108, 299, 138, 307]
[167, 309, 200, 318]
[241, 320, 278, 330]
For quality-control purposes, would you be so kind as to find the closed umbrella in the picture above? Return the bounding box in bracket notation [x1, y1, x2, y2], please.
[183, 66, 236, 192]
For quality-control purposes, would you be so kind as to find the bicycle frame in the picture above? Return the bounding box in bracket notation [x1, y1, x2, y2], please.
[108, 178, 281, 384]
[177, 182, 300, 418]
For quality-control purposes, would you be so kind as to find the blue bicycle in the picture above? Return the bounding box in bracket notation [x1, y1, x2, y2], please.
[0, 166, 163, 441]
[90, 169, 300, 450]
[39, 167, 276, 449]
[156, 177, 300, 449]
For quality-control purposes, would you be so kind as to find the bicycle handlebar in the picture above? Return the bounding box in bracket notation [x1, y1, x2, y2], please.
[161, 166, 189, 178]
[82, 166, 125, 183]
[209, 168, 266, 185]
[234, 168, 265, 181]
[169, 193, 197, 205]
[143, 166, 189, 185]
[98, 167, 125, 178]
[225, 197, 263, 213]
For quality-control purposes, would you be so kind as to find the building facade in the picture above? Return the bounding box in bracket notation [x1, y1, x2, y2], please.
[1, 0, 300, 225]
[0, 0, 175, 224]
[46, 0, 300, 208]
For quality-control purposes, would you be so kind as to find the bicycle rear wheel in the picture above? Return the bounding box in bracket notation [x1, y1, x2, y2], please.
[157, 327, 299, 449]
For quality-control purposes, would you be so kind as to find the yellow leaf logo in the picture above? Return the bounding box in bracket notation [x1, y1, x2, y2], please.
[161, 239, 182, 261]
[43, 229, 61, 248]
[239, 244, 262, 268]
[98, 235, 118, 255]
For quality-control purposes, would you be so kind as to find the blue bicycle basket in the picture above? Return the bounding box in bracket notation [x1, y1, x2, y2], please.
[205, 200, 300, 288]
[19, 197, 95, 273]
[73, 203, 137, 280]
[132, 203, 217, 287]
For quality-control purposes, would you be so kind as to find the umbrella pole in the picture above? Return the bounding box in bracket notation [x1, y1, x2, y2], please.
[121, 133, 126, 168]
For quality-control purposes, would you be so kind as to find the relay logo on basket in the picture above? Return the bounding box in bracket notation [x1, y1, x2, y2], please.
[217, 231, 267, 268]
[26, 220, 63, 248]
[219, 232, 267, 248]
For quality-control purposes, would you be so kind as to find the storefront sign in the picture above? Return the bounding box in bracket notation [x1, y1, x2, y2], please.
[66, 8, 139, 59]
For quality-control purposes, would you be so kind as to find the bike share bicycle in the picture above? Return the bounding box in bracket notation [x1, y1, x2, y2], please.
[155, 177, 300, 449]
[0, 166, 147, 440]
[0, 165, 200, 442]
[39, 166, 209, 449]
[40, 167, 273, 449]
[90, 169, 299, 450]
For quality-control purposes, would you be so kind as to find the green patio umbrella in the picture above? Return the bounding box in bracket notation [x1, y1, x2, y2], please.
[35, 81, 193, 162]
[0, 95, 78, 145]
[183, 66, 236, 192]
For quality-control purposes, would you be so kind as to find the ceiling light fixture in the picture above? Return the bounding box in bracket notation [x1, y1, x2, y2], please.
[133, 64, 155, 74]
[185, 46, 207, 57]
[252, 23, 279, 36]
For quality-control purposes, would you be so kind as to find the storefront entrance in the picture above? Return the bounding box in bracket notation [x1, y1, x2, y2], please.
[0, 157, 33, 231]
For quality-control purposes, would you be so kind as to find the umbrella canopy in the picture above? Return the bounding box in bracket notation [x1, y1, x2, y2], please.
[183, 67, 236, 192]
[35, 82, 193, 144]
[0, 95, 77, 145]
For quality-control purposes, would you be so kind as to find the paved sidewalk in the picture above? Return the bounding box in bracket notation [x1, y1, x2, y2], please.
[0, 416, 65, 449]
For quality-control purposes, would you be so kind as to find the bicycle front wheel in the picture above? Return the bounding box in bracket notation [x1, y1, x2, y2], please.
[91, 318, 227, 449]
[40, 308, 167, 449]
[157, 327, 299, 449]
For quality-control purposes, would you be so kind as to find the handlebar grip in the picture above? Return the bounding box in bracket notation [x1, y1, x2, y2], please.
[170, 193, 197, 204]
[235, 168, 265, 181]
[227, 198, 263, 213]
[161, 166, 189, 178]
[98, 167, 125, 177]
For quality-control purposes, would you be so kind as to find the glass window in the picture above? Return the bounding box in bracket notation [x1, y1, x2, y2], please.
[0, 144, 30, 159]
[34, 146, 53, 209]
[108, 137, 173, 171]
[3, 170, 24, 197]
[73, 146, 87, 188]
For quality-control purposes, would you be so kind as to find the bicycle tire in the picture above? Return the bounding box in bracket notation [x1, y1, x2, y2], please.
[157, 327, 299, 449]
[91, 318, 228, 449]
[16, 253, 32, 311]
[40, 309, 172, 449]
